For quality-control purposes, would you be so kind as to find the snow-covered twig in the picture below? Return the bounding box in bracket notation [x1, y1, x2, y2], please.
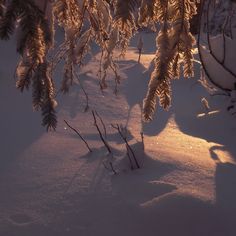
[201, 97, 210, 113]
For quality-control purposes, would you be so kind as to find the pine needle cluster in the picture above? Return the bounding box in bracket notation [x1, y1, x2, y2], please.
[0, 0, 56, 130]
[0, 0, 202, 129]
[142, 0, 197, 121]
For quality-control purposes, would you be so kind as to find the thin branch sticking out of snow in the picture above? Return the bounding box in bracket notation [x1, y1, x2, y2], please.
[92, 110, 117, 174]
[94, 110, 107, 139]
[92, 110, 111, 154]
[111, 124, 140, 170]
[64, 120, 92, 153]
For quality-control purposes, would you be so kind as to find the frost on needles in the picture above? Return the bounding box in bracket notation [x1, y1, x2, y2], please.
[0, 0, 201, 129]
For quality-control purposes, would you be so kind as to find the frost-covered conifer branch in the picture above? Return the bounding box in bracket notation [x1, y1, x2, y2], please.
[143, 0, 197, 121]
[138, 0, 157, 29]
[0, 0, 57, 130]
[113, 0, 138, 55]
[0, 0, 215, 129]
[40, 61, 57, 131]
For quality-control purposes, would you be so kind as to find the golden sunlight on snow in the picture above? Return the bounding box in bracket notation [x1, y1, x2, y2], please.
[118, 48, 155, 69]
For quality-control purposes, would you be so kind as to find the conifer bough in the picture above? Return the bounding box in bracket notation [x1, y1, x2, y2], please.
[0, 0, 232, 130]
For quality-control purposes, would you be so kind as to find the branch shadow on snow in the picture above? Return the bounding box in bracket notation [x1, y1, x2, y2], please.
[0, 41, 44, 175]
[171, 76, 236, 162]
[121, 60, 172, 137]
[171, 75, 236, 235]
[111, 147, 177, 206]
[47, 144, 232, 236]
[112, 140, 235, 236]
[209, 147, 236, 235]
[49, 145, 181, 236]
[119, 57, 235, 161]
[0, 95, 44, 175]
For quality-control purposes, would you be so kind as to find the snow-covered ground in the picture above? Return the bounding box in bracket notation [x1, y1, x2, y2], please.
[0, 32, 236, 236]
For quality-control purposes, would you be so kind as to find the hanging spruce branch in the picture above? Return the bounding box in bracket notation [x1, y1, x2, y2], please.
[0, 0, 17, 40]
[1, 0, 223, 130]
[143, 0, 197, 121]
[114, 0, 138, 54]
[41, 61, 57, 131]
[138, 0, 156, 28]
[0, 0, 5, 19]
[0, 0, 56, 130]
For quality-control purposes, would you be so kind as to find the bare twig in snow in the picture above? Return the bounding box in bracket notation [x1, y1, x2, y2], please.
[91, 110, 116, 174]
[126, 144, 135, 170]
[140, 104, 145, 150]
[103, 161, 117, 175]
[111, 124, 140, 169]
[73, 70, 89, 112]
[137, 36, 143, 63]
[140, 132, 144, 150]
[64, 120, 92, 152]
[201, 97, 210, 113]
[92, 110, 112, 153]
[94, 110, 107, 139]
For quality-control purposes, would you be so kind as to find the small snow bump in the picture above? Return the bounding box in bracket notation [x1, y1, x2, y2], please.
[8, 214, 32, 226]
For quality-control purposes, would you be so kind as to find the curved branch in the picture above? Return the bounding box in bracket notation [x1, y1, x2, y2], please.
[197, 0, 231, 92]
[205, 0, 236, 80]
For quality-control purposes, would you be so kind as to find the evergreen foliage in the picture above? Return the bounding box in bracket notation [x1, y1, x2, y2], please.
[0, 0, 235, 129]
[0, 0, 55, 129]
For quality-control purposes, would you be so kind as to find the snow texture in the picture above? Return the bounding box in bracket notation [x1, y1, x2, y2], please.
[0, 32, 236, 236]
